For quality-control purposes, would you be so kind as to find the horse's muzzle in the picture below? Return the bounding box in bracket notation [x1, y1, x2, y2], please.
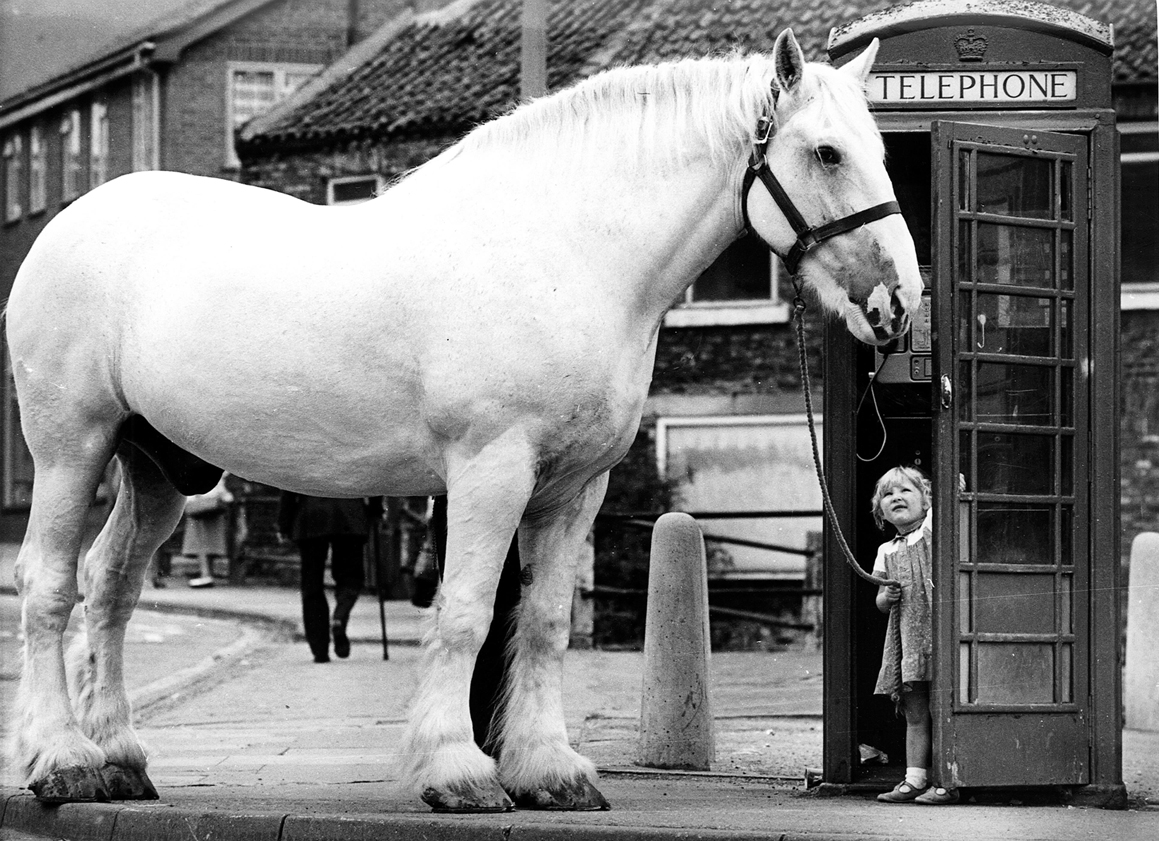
[859, 286, 912, 344]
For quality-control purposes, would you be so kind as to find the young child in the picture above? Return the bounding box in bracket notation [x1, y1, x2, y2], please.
[870, 465, 958, 805]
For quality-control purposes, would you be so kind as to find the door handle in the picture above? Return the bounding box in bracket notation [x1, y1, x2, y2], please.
[941, 374, 953, 410]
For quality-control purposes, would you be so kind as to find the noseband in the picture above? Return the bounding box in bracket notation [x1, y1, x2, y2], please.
[741, 116, 901, 275]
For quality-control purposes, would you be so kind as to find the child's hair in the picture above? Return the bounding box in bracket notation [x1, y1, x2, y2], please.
[870, 465, 932, 532]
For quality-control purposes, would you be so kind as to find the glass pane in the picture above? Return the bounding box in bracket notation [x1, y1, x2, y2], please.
[958, 361, 973, 422]
[960, 642, 971, 704]
[977, 503, 1053, 565]
[690, 233, 771, 302]
[1060, 368, 1073, 426]
[1060, 229, 1073, 290]
[977, 433, 1053, 495]
[1060, 161, 1073, 222]
[958, 220, 973, 283]
[1060, 299, 1072, 359]
[1060, 644, 1072, 703]
[1059, 574, 1072, 633]
[975, 573, 1056, 633]
[978, 224, 1055, 288]
[977, 643, 1054, 704]
[232, 70, 277, 126]
[959, 572, 972, 633]
[1061, 433, 1073, 495]
[958, 289, 972, 351]
[976, 152, 1053, 219]
[975, 363, 1053, 425]
[1060, 507, 1073, 565]
[958, 149, 970, 212]
[959, 430, 973, 491]
[959, 500, 972, 564]
[976, 293, 1054, 356]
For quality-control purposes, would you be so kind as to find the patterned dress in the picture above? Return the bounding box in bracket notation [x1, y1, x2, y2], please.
[873, 509, 934, 705]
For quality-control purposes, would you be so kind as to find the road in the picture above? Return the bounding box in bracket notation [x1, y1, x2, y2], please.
[0, 592, 272, 788]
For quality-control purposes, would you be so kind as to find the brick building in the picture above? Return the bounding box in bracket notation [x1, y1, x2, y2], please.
[0, 0, 428, 538]
[236, 0, 1158, 586]
[0, 0, 1154, 612]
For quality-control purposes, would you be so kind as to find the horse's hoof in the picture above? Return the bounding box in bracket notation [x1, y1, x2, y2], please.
[100, 763, 159, 800]
[29, 766, 110, 803]
[512, 776, 611, 811]
[421, 781, 514, 813]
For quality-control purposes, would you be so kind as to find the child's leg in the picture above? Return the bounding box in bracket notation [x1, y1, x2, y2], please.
[901, 682, 931, 786]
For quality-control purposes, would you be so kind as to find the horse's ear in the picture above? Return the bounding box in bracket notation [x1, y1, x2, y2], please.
[840, 37, 880, 88]
[773, 29, 805, 94]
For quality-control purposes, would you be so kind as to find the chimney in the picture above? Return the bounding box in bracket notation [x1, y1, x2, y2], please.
[346, 0, 361, 47]
[520, 0, 547, 99]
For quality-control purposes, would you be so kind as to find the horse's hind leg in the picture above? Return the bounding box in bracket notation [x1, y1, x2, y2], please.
[69, 441, 186, 799]
[497, 473, 610, 810]
[10, 426, 119, 802]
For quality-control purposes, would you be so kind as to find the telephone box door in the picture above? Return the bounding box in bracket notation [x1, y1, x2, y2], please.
[931, 121, 1091, 787]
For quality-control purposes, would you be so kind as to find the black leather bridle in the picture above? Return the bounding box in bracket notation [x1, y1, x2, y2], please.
[741, 115, 902, 275]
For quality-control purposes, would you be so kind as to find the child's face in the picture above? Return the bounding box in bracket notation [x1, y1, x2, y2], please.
[879, 477, 927, 533]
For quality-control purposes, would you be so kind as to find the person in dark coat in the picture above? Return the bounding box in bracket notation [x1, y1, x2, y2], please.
[277, 493, 382, 663]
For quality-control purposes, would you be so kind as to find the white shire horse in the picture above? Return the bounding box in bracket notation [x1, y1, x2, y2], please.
[7, 31, 920, 811]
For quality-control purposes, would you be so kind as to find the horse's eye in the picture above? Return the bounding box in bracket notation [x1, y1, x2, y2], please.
[816, 145, 841, 167]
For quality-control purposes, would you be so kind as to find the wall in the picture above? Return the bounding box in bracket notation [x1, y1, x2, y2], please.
[163, 0, 411, 178]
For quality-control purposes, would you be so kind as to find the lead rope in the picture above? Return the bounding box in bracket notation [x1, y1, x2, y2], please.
[791, 290, 897, 589]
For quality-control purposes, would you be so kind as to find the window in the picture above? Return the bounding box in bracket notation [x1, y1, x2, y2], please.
[655, 414, 822, 579]
[89, 98, 109, 189]
[327, 175, 382, 205]
[61, 110, 82, 202]
[1120, 122, 1159, 310]
[3, 134, 22, 221]
[664, 232, 789, 327]
[132, 73, 157, 171]
[225, 62, 321, 168]
[28, 125, 46, 213]
[3, 353, 33, 509]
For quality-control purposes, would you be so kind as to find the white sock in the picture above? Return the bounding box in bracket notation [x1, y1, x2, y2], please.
[905, 767, 928, 788]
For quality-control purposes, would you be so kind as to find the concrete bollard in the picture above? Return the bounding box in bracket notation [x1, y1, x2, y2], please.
[638, 512, 714, 770]
[1126, 532, 1159, 731]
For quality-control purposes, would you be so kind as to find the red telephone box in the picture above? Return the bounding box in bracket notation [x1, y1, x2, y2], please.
[822, 0, 1123, 805]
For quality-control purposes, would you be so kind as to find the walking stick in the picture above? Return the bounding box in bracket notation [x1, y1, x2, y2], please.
[372, 507, 389, 660]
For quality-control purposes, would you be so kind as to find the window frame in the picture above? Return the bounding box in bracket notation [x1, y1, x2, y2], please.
[132, 72, 159, 172]
[663, 236, 790, 327]
[61, 109, 82, 203]
[28, 124, 46, 213]
[224, 61, 322, 169]
[1119, 121, 1159, 311]
[654, 413, 823, 580]
[3, 350, 33, 510]
[326, 174, 383, 206]
[3, 133, 22, 222]
[89, 97, 109, 190]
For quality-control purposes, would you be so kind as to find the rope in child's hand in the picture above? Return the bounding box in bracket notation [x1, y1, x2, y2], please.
[792, 293, 899, 589]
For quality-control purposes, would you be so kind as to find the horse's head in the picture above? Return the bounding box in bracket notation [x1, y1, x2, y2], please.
[744, 31, 922, 346]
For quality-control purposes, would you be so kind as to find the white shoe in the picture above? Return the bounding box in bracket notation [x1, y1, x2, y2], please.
[188, 576, 215, 588]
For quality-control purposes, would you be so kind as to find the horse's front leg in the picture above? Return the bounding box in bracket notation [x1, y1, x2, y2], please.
[401, 436, 536, 813]
[498, 472, 610, 810]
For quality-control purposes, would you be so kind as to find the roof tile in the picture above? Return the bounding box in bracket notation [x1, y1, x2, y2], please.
[243, 0, 1155, 150]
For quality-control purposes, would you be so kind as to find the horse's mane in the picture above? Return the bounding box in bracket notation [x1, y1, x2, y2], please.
[446, 53, 784, 171]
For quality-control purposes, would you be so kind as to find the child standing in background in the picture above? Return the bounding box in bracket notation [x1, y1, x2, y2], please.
[870, 465, 958, 805]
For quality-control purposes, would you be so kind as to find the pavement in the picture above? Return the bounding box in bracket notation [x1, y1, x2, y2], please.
[1, 545, 1158, 840]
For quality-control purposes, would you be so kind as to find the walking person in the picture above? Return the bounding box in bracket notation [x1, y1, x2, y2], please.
[278, 493, 382, 663]
[869, 465, 959, 805]
[182, 473, 234, 588]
